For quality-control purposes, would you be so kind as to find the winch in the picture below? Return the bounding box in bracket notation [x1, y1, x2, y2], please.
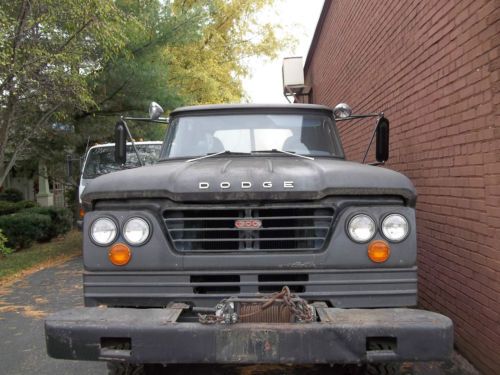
[197, 286, 316, 324]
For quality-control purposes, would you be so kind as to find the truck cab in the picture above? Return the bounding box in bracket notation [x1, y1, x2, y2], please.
[46, 104, 453, 374]
[79, 141, 163, 202]
[77, 141, 162, 228]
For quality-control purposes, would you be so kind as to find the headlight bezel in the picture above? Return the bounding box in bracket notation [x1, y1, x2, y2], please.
[381, 213, 410, 242]
[346, 213, 377, 243]
[122, 216, 151, 246]
[89, 216, 118, 246]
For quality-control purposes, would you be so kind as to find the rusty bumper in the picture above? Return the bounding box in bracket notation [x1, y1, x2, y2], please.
[45, 307, 453, 364]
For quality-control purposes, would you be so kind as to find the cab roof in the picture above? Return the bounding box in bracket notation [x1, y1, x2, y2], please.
[170, 103, 333, 117]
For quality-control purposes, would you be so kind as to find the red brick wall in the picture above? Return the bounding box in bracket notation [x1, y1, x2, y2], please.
[304, 0, 500, 373]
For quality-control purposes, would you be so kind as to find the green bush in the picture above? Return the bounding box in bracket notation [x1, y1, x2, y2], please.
[0, 201, 16, 215]
[0, 229, 13, 256]
[0, 188, 24, 202]
[0, 200, 37, 216]
[64, 185, 78, 220]
[0, 213, 52, 249]
[15, 200, 37, 209]
[53, 207, 73, 235]
[21, 207, 73, 239]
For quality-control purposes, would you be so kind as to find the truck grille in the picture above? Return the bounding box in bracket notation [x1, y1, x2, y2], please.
[163, 205, 334, 253]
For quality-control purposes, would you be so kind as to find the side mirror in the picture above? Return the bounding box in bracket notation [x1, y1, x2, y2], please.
[149, 101, 164, 120]
[375, 116, 389, 162]
[114, 119, 127, 164]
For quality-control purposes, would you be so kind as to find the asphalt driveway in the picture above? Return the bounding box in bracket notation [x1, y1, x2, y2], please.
[0, 257, 478, 375]
[0, 257, 105, 375]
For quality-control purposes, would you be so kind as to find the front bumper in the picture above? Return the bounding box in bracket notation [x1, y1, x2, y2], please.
[45, 307, 453, 364]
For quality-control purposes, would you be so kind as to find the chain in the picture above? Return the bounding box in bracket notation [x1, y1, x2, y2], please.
[198, 313, 223, 324]
[198, 286, 314, 324]
[279, 286, 314, 322]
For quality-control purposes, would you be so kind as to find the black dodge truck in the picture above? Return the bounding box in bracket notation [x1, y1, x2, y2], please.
[45, 103, 453, 374]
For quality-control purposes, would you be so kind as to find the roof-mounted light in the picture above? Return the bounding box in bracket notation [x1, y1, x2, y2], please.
[333, 103, 352, 118]
[149, 101, 164, 120]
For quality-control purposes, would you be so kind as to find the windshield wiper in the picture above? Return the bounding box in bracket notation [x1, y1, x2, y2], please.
[186, 150, 251, 163]
[252, 149, 314, 160]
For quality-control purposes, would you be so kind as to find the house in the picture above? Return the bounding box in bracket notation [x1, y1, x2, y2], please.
[2, 161, 62, 207]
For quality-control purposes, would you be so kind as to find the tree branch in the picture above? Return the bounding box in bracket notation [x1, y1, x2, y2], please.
[0, 0, 30, 94]
[55, 16, 96, 54]
[0, 144, 23, 188]
[98, 79, 130, 106]
[11, 0, 30, 68]
[0, 103, 61, 188]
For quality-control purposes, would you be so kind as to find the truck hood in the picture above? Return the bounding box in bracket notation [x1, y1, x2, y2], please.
[82, 157, 417, 206]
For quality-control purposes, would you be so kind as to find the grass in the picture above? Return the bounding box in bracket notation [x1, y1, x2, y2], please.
[0, 230, 82, 283]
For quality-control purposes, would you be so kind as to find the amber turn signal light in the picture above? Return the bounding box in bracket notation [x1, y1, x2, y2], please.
[108, 243, 131, 266]
[368, 240, 390, 263]
[79, 207, 85, 219]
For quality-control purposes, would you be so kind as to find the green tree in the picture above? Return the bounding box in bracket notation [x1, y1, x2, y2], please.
[0, 0, 291, 188]
[167, 0, 286, 104]
[0, 0, 126, 187]
[75, 0, 290, 144]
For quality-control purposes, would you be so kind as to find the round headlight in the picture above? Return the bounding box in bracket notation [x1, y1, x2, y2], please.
[347, 214, 376, 243]
[123, 217, 150, 245]
[90, 218, 117, 246]
[382, 214, 409, 242]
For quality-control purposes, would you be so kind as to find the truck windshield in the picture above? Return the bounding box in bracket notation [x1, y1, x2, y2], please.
[82, 144, 162, 179]
[161, 114, 341, 159]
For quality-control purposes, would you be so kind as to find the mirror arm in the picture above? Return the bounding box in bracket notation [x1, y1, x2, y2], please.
[120, 117, 144, 167]
[369, 161, 385, 166]
[362, 121, 379, 164]
[123, 116, 169, 124]
[361, 113, 385, 164]
[335, 113, 381, 121]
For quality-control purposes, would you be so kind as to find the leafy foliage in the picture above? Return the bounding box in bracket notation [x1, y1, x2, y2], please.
[166, 0, 288, 105]
[0, 188, 24, 202]
[0, 212, 52, 248]
[0, 0, 127, 186]
[0, 202, 72, 248]
[0, 200, 37, 215]
[1, 0, 291, 187]
[0, 229, 13, 256]
[0, 201, 19, 216]
[76, 0, 290, 144]
[64, 185, 79, 219]
[21, 207, 73, 240]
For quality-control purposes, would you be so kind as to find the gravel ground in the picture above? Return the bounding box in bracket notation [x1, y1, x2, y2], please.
[0, 257, 480, 375]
